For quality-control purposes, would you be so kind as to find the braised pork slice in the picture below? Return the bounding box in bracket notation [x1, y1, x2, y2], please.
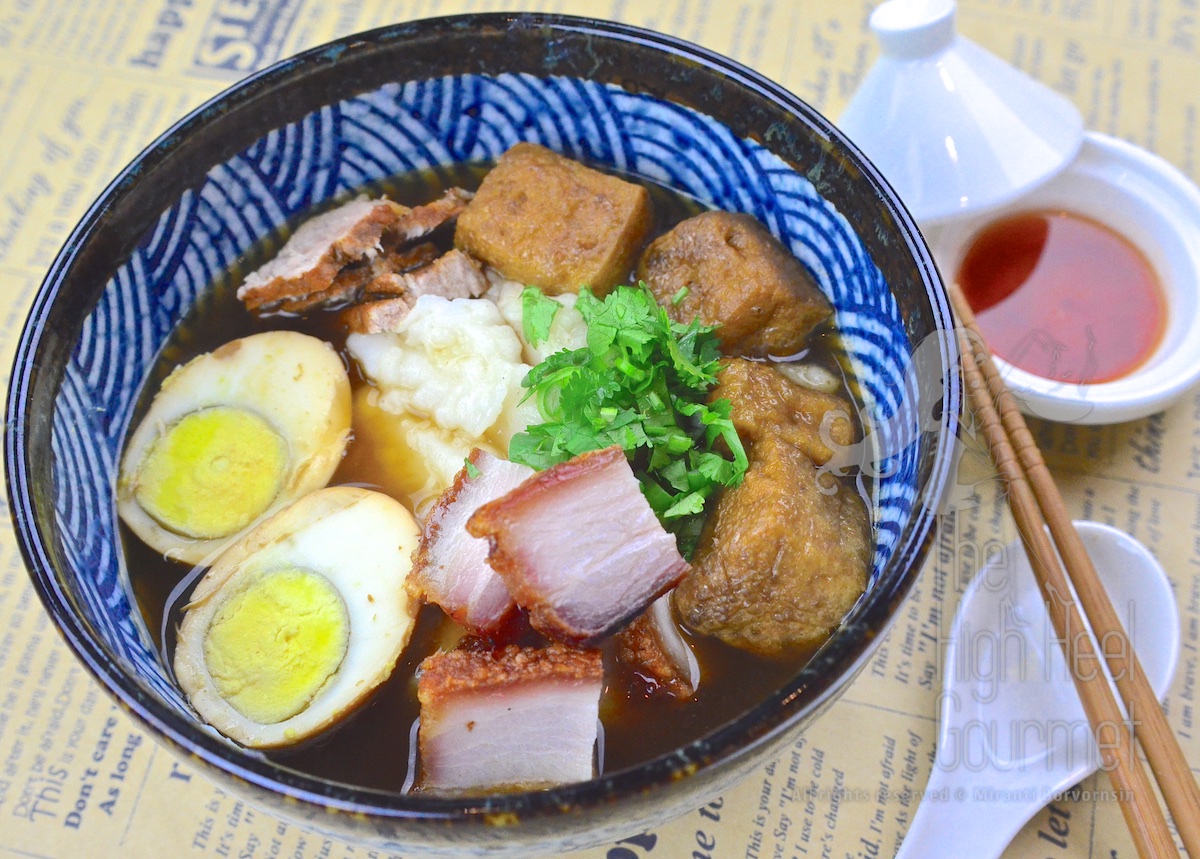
[638, 210, 832, 357]
[455, 142, 653, 296]
[616, 594, 699, 699]
[238, 197, 406, 311]
[340, 296, 415, 335]
[715, 358, 855, 466]
[391, 187, 473, 245]
[417, 644, 602, 791]
[467, 446, 690, 644]
[238, 190, 471, 313]
[409, 450, 534, 632]
[281, 242, 440, 320]
[402, 249, 488, 301]
[673, 435, 869, 655]
[340, 250, 490, 334]
[357, 241, 440, 295]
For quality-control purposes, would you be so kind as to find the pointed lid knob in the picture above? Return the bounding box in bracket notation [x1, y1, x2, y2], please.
[872, 0, 956, 58]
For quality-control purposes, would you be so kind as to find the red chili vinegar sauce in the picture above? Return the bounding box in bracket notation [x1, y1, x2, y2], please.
[957, 210, 1167, 384]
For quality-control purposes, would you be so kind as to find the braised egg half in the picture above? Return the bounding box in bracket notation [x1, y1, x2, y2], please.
[117, 331, 351, 565]
[173, 486, 421, 748]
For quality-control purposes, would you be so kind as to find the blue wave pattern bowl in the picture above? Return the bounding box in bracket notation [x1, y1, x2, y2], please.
[7, 14, 959, 857]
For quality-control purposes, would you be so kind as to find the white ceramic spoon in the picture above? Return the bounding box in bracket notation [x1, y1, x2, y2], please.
[894, 521, 1181, 859]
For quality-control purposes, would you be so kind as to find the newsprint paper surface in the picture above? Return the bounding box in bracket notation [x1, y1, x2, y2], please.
[1, 0, 1198, 856]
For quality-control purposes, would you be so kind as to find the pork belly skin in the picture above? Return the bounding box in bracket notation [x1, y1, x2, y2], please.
[417, 644, 602, 791]
[467, 446, 690, 644]
[616, 594, 699, 699]
[409, 449, 533, 632]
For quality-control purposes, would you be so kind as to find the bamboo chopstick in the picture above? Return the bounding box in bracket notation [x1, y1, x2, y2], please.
[948, 284, 1185, 858]
[950, 283, 1200, 857]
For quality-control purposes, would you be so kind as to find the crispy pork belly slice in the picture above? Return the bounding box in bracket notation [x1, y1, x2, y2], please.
[417, 645, 602, 791]
[617, 594, 700, 699]
[467, 446, 691, 644]
[238, 197, 406, 311]
[331, 243, 441, 330]
[409, 450, 534, 632]
[272, 262, 371, 314]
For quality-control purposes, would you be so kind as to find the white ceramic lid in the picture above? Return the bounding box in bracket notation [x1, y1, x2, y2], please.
[838, 0, 1084, 226]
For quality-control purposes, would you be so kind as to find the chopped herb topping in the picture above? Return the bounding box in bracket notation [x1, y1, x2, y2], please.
[509, 282, 748, 556]
[521, 286, 560, 347]
[463, 459, 482, 480]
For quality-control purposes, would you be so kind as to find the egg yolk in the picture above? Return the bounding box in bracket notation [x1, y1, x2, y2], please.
[203, 567, 350, 725]
[134, 406, 288, 539]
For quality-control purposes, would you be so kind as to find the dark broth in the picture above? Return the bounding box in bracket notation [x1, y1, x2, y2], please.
[122, 162, 866, 789]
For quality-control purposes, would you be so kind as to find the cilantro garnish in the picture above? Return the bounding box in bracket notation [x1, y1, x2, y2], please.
[463, 458, 482, 479]
[521, 286, 560, 347]
[508, 282, 748, 556]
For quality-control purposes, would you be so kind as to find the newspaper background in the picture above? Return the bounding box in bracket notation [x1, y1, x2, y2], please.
[1, 0, 1198, 856]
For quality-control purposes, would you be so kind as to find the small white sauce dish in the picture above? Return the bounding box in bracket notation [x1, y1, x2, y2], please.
[925, 131, 1200, 425]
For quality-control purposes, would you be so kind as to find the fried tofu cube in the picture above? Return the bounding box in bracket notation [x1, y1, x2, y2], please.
[454, 143, 653, 295]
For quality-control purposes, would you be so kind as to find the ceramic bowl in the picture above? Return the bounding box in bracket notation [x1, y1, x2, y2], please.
[926, 132, 1200, 425]
[5, 13, 961, 856]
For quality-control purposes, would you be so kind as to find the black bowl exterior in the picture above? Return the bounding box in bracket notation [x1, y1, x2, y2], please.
[5, 13, 959, 855]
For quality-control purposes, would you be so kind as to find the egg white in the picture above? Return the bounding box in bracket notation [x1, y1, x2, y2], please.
[173, 486, 421, 748]
[117, 330, 351, 565]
